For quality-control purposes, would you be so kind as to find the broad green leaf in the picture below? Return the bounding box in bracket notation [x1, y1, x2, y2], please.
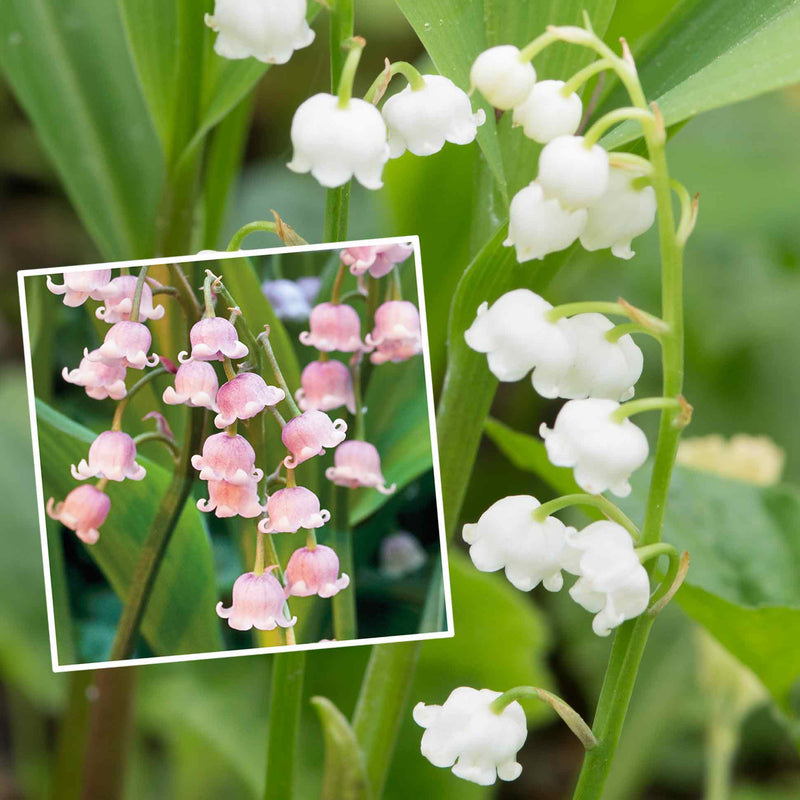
[0, 0, 163, 260]
[36, 400, 223, 661]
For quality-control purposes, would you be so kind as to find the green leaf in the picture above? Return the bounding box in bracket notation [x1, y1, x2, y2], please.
[310, 696, 372, 800]
[0, 0, 163, 260]
[36, 400, 223, 661]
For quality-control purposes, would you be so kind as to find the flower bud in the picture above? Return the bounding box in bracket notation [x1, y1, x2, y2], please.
[379, 531, 428, 578]
[299, 302, 363, 353]
[288, 93, 390, 190]
[413, 687, 527, 785]
[382, 74, 485, 158]
[62, 354, 127, 401]
[504, 181, 587, 262]
[538, 135, 609, 209]
[191, 432, 263, 485]
[340, 243, 413, 278]
[214, 372, 285, 428]
[257, 486, 330, 533]
[87, 321, 159, 370]
[295, 360, 356, 414]
[281, 409, 347, 468]
[464, 289, 575, 395]
[71, 430, 146, 482]
[512, 79, 582, 144]
[470, 45, 536, 110]
[46, 268, 112, 307]
[163, 360, 220, 411]
[216, 568, 296, 631]
[284, 544, 350, 598]
[325, 440, 396, 494]
[47, 484, 110, 545]
[365, 300, 422, 365]
[179, 317, 248, 363]
[197, 479, 264, 518]
[462, 495, 572, 592]
[204, 0, 314, 65]
[94, 275, 165, 323]
[540, 398, 649, 497]
[262, 279, 313, 321]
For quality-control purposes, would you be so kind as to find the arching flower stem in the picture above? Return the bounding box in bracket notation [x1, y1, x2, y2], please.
[364, 59, 426, 103]
[258, 328, 301, 417]
[610, 396, 683, 424]
[561, 58, 614, 96]
[132, 431, 180, 460]
[130, 265, 150, 324]
[583, 106, 655, 148]
[110, 367, 169, 431]
[336, 36, 366, 109]
[533, 493, 640, 540]
[605, 322, 663, 344]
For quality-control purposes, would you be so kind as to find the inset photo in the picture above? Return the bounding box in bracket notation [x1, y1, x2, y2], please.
[19, 237, 452, 670]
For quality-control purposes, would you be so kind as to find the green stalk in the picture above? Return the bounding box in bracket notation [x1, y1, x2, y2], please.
[331, 484, 357, 640]
[51, 672, 93, 800]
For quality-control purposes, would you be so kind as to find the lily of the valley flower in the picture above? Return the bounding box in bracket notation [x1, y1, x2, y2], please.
[94, 275, 165, 323]
[470, 45, 536, 110]
[46, 484, 110, 545]
[365, 300, 422, 364]
[540, 398, 649, 497]
[71, 430, 146, 482]
[180, 317, 248, 363]
[325, 440, 396, 494]
[340, 243, 413, 278]
[216, 568, 297, 631]
[295, 359, 356, 414]
[87, 321, 159, 370]
[162, 360, 220, 411]
[191, 432, 263, 485]
[413, 687, 527, 785]
[462, 495, 573, 592]
[46, 268, 111, 307]
[512, 80, 583, 144]
[538, 135, 610, 209]
[214, 372, 285, 428]
[197, 479, 265, 518]
[299, 302, 363, 352]
[284, 544, 350, 598]
[262, 279, 313, 321]
[62, 354, 127, 401]
[282, 409, 347, 468]
[257, 486, 331, 534]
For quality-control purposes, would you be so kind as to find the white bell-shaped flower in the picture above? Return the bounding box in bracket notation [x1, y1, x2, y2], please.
[470, 45, 536, 110]
[464, 289, 575, 395]
[562, 521, 650, 636]
[504, 181, 587, 263]
[558, 313, 643, 401]
[413, 687, 527, 785]
[540, 398, 649, 497]
[382, 74, 485, 158]
[512, 80, 582, 144]
[288, 93, 390, 190]
[462, 495, 573, 592]
[204, 0, 314, 65]
[580, 166, 657, 259]
[538, 135, 609, 209]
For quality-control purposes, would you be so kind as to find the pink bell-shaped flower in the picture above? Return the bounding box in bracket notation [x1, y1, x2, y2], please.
[282, 409, 347, 468]
[46, 484, 110, 545]
[340, 243, 413, 278]
[191, 432, 263, 485]
[62, 354, 127, 401]
[196, 479, 264, 518]
[299, 302, 363, 352]
[214, 372, 286, 428]
[284, 544, 350, 598]
[163, 360, 220, 411]
[46, 268, 112, 307]
[94, 275, 165, 323]
[295, 360, 356, 413]
[179, 317, 249, 363]
[365, 300, 422, 365]
[71, 431, 146, 482]
[216, 567, 296, 631]
[257, 486, 331, 533]
[87, 321, 159, 370]
[325, 440, 396, 494]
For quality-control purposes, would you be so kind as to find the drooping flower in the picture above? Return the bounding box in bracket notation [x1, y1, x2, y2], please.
[538, 135, 610, 209]
[204, 0, 314, 65]
[71, 431, 146, 482]
[46, 268, 112, 307]
[340, 243, 414, 278]
[413, 687, 527, 785]
[512, 79, 583, 144]
[179, 317, 248, 363]
[162, 360, 220, 411]
[191, 432, 263, 485]
[196, 479, 264, 518]
[46, 484, 110, 545]
[216, 568, 296, 631]
[86, 321, 159, 370]
[62, 354, 127, 401]
[282, 409, 347, 468]
[382, 74, 485, 158]
[558, 313, 643, 402]
[470, 45, 536, 110]
[284, 544, 350, 598]
[214, 372, 285, 428]
[295, 360, 356, 414]
[365, 300, 422, 364]
[257, 486, 331, 533]
[325, 440, 396, 494]
[288, 93, 390, 190]
[562, 521, 650, 636]
[299, 302, 363, 352]
[262, 279, 313, 321]
[540, 399, 649, 497]
[504, 182, 587, 262]
[379, 531, 428, 578]
[462, 495, 572, 592]
[94, 275, 165, 323]
[579, 166, 657, 259]
[464, 289, 575, 395]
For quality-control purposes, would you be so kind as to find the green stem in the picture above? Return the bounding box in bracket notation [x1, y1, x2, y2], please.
[352, 356, 365, 440]
[258, 332, 301, 417]
[227, 220, 277, 251]
[605, 322, 661, 343]
[202, 271, 216, 317]
[583, 106, 654, 147]
[331, 484, 357, 640]
[111, 367, 169, 431]
[705, 717, 738, 800]
[610, 396, 681, 423]
[132, 431, 180, 459]
[534, 493, 639, 540]
[330, 262, 347, 304]
[51, 672, 93, 800]
[561, 58, 613, 96]
[169, 263, 202, 319]
[364, 60, 426, 103]
[547, 300, 629, 321]
[608, 152, 654, 174]
[518, 29, 560, 62]
[130, 265, 150, 323]
[336, 37, 365, 109]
